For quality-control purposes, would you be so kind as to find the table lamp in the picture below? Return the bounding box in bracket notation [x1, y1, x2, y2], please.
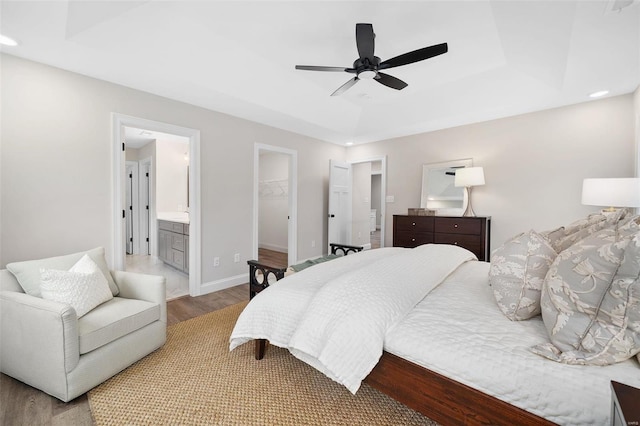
[455, 167, 485, 217]
[581, 178, 640, 211]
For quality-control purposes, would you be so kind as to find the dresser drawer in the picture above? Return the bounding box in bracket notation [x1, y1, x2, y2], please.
[394, 216, 434, 232]
[394, 231, 434, 248]
[434, 233, 482, 256]
[434, 217, 482, 235]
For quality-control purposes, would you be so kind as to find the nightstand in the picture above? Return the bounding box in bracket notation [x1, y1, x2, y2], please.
[611, 381, 640, 426]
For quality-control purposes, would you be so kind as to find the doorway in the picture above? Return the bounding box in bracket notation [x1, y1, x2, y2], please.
[253, 144, 298, 268]
[112, 113, 201, 297]
[328, 156, 386, 250]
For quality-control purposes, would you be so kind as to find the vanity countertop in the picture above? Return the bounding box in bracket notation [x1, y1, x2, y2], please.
[157, 212, 189, 224]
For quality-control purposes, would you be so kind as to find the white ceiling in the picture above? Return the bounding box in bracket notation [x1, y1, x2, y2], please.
[2, 1, 639, 145]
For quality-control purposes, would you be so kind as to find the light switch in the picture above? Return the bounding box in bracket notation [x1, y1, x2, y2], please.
[386, 195, 395, 203]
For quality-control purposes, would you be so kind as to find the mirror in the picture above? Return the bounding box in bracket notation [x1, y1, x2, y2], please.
[420, 159, 472, 216]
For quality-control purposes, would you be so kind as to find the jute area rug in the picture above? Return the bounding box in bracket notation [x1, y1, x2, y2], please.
[88, 302, 438, 425]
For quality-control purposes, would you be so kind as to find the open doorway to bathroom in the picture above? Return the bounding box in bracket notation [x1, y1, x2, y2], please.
[124, 127, 190, 299]
[112, 114, 201, 300]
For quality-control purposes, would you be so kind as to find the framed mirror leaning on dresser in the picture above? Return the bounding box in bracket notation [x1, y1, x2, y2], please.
[420, 158, 472, 217]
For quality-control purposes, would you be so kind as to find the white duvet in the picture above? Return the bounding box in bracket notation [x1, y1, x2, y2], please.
[230, 244, 476, 393]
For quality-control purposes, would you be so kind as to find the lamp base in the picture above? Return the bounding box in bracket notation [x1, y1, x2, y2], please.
[462, 186, 477, 217]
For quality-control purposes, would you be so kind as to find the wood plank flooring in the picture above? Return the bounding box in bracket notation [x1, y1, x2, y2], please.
[0, 283, 250, 426]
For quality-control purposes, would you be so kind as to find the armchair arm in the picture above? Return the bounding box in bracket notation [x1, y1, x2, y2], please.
[0, 291, 79, 399]
[111, 270, 167, 324]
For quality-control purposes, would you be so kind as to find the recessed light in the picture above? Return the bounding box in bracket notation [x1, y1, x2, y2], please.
[345, 141, 354, 146]
[589, 90, 609, 98]
[0, 34, 19, 47]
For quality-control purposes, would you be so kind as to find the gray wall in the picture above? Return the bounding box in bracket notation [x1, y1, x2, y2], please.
[0, 54, 345, 289]
[347, 94, 637, 249]
[2, 53, 638, 292]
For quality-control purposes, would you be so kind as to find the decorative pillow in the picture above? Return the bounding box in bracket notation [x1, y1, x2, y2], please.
[531, 220, 640, 365]
[40, 254, 114, 317]
[489, 230, 557, 320]
[542, 209, 627, 253]
[6, 247, 118, 297]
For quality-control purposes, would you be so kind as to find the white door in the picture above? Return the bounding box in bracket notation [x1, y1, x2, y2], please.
[328, 160, 352, 252]
[140, 161, 151, 255]
[125, 164, 135, 255]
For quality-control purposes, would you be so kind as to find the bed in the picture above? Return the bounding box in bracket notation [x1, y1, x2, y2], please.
[231, 220, 640, 425]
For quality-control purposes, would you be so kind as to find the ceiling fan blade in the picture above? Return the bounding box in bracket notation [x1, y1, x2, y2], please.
[331, 77, 359, 96]
[356, 23, 375, 61]
[295, 65, 350, 72]
[379, 43, 448, 70]
[375, 72, 408, 90]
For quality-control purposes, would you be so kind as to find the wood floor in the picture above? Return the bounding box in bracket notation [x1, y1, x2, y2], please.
[0, 283, 249, 426]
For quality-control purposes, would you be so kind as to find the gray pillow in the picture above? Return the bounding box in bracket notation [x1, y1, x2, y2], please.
[489, 230, 557, 320]
[542, 209, 627, 253]
[532, 219, 640, 365]
[6, 247, 119, 297]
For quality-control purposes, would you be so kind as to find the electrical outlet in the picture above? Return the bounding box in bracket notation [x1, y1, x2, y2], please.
[311, 240, 316, 248]
[386, 195, 395, 203]
[214, 257, 220, 267]
[234, 253, 240, 263]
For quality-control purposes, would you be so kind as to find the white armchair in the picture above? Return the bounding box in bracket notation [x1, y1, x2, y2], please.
[0, 263, 166, 402]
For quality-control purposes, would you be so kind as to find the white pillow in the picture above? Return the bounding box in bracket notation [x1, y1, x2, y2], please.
[40, 254, 114, 317]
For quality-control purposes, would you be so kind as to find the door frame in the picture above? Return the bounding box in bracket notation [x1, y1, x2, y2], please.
[111, 113, 202, 296]
[125, 161, 140, 255]
[139, 157, 153, 256]
[253, 143, 298, 267]
[349, 155, 387, 248]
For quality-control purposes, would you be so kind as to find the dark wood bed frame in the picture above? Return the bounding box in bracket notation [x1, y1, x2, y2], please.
[246, 245, 556, 426]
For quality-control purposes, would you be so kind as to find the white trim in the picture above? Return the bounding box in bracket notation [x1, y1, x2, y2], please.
[349, 156, 387, 248]
[199, 273, 249, 295]
[139, 157, 153, 256]
[125, 161, 140, 254]
[361, 243, 372, 251]
[253, 143, 298, 266]
[257, 243, 288, 253]
[112, 113, 202, 297]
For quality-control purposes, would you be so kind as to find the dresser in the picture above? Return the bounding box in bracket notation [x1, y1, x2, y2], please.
[393, 215, 491, 261]
[158, 220, 189, 273]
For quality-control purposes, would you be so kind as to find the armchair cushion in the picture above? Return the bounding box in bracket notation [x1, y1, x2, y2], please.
[40, 254, 113, 318]
[78, 297, 160, 354]
[6, 247, 119, 297]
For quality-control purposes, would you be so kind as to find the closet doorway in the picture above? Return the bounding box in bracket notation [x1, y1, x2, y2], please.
[253, 144, 298, 268]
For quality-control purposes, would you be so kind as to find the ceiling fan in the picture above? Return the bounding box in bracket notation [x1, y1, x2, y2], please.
[295, 23, 448, 96]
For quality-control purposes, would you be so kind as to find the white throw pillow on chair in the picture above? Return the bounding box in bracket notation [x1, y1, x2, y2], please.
[40, 254, 114, 318]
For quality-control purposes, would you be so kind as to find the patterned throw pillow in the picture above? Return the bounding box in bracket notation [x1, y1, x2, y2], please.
[532, 219, 640, 365]
[541, 209, 627, 253]
[489, 230, 558, 320]
[40, 254, 114, 317]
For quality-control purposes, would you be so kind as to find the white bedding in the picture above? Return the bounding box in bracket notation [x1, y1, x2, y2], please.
[230, 244, 475, 393]
[384, 260, 640, 426]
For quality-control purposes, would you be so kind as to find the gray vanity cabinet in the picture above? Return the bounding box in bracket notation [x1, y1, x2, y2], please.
[158, 220, 189, 273]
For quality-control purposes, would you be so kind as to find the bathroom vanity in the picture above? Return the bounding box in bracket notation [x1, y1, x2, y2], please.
[158, 219, 189, 274]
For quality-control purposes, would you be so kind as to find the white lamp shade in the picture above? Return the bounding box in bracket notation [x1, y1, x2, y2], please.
[581, 178, 640, 208]
[455, 167, 485, 187]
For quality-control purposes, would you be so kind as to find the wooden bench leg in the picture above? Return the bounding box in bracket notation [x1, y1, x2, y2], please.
[255, 339, 267, 360]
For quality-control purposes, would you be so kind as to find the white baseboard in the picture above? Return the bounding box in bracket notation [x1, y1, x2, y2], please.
[199, 273, 248, 295]
[362, 243, 372, 251]
[258, 243, 288, 253]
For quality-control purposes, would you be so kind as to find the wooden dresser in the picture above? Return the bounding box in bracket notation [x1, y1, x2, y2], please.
[393, 215, 491, 261]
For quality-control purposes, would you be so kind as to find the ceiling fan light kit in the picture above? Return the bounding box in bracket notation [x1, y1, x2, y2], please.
[295, 23, 448, 96]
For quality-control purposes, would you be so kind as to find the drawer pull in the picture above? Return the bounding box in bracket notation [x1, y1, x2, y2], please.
[454, 242, 458, 245]
[412, 222, 416, 226]
[411, 238, 416, 242]
[454, 224, 458, 228]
